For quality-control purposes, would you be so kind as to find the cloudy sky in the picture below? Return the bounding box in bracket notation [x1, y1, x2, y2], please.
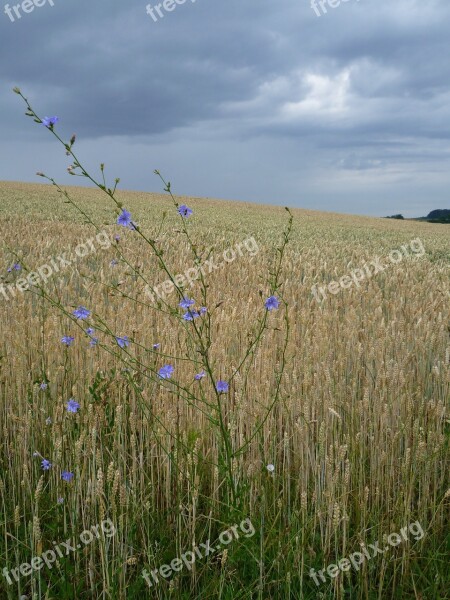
[1, 0, 450, 216]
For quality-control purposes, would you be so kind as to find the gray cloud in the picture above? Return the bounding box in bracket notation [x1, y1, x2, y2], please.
[1, 0, 449, 216]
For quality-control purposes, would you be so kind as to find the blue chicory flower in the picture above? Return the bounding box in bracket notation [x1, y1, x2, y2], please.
[116, 336, 130, 349]
[42, 116, 59, 127]
[216, 380, 229, 393]
[66, 398, 80, 413]
[179, 297, 195, 309]
[178, 205, 193, 218]
[158, 364, 174, 379]
[73, 306, 90, 320]
[117, 209, 133, 228]
[61, 471, 74, 482]
[265, 296, 280, 311]
[183, 310, 200, 321]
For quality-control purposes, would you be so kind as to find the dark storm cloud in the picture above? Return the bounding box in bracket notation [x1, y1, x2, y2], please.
[1, 0, 450, 215]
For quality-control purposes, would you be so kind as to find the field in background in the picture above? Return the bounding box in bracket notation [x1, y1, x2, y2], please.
[0, 181, 448, 599]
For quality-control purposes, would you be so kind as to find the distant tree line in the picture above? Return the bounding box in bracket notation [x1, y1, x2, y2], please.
[385, 214, 405, 220]
[383, 209, 449, 223]
[426, 209, 450, 223]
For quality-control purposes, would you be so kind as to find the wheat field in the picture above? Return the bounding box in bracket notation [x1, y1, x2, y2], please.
[0, 180, 448, 599]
